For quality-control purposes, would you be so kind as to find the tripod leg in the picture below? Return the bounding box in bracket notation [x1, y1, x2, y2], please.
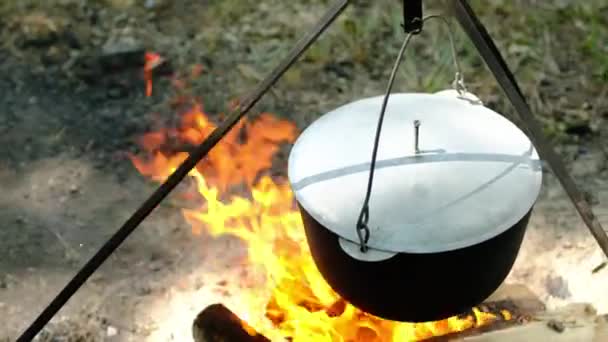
[451, 0, 608, 259]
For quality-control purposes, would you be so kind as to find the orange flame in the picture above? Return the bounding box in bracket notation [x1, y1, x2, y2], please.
[144, 52, 164, 97]
[130, 101, 506, 341]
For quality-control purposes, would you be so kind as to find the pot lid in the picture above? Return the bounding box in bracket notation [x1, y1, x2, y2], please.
[288, 92, 542, 254]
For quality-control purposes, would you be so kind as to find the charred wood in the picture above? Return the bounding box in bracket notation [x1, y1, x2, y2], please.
[192, 303, 270, 342]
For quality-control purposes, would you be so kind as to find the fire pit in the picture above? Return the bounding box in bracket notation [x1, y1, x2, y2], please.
[12, 2, 608, 341]
[127, 103, 604, 341]
[130, 103, 516, 341]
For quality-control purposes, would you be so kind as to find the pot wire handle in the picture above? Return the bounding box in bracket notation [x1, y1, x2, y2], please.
[356, 31, 415, 253]
[355, 15, 467, 253]
[425, 15, 468, 96]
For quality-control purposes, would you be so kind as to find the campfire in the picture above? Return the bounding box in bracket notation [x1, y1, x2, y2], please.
[123, 56, 608, 340]
[129, 96, 529, 341]
[8, 1, 608, 341]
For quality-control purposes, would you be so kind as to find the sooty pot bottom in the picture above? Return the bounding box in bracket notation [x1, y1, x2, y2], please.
[299, 204, 530, 322]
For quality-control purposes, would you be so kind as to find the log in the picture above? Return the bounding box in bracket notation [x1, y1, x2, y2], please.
[192, 304, 270, 342]
[484, 282, 545, 315]
[455, 304, 608, 342]
[424, 283, 542, 341]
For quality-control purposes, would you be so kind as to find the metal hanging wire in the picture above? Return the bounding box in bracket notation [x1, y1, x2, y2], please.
[355, 32, 415, 252]
[355, 15, 469, 252]
[424, 15, 468, 95]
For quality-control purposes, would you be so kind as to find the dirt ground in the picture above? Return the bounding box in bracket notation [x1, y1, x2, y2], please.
[0, 0, 607, 341]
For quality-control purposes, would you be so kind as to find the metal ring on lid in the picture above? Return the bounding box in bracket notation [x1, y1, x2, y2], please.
[434, 89, 484, 105]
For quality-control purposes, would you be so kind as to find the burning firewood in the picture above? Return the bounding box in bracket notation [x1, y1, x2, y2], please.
[453, 304, 608, 342]
[426, 284, 608, 341]
[191, 284, 608, 341]
[192, 304, 270, 342]
[484, 282, 545, 315]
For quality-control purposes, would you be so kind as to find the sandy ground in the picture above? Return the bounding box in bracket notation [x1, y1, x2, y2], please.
[0, 0, 607, 341]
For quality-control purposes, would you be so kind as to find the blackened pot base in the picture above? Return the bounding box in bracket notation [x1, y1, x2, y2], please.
[299, 202, 530, 323]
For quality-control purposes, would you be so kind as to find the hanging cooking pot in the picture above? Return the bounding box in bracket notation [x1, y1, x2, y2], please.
[287, 17, 542, 323]
[287, 90, 542, 322]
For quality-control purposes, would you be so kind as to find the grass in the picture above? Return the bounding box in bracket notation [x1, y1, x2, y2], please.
[0, 0, 606, 139]
[200, 0, 605, 142]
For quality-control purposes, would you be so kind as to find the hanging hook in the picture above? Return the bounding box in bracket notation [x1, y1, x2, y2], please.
[402, 0, 423, 34]
[402, 4, 468, 93]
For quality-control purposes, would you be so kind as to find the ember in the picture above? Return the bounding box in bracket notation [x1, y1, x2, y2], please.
[144, 52, 163, 97]
[130, 96, 515, 341]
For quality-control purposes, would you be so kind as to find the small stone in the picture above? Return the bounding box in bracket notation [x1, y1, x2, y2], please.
[149, 252, 161, 262]
[545, 275, 571, 299]
[69, 184, 79, 194]
[107, 86, 128, 99]
[539, 78, 552, 87]
[323, 61, 354, 79]
[12, 13, 61, 48]
[62, 28, 82, 49]
[583, 190, 599, 205]
[42, 45, 68, 65]
[113, 13, 129, 25]
[106, 325, 118, 337]
[137, 286, 152, 296]
[149, 264, 162, 272]
[99, 35, 145, 70]
[571, 151, 606, 177]
[547, 319, 565, 332]
[72, 55, 104, 83]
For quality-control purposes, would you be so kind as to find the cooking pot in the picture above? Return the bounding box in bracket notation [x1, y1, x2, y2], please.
[287, 90, 542, 322]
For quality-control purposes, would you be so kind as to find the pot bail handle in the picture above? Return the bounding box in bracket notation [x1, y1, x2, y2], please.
[355, 31, 415, 253]
[355, 15, 468, 253]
